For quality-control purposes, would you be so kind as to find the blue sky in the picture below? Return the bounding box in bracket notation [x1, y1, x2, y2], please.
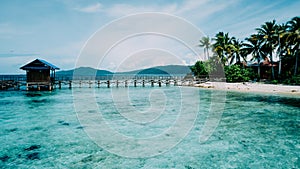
[0, 0, 299, 74]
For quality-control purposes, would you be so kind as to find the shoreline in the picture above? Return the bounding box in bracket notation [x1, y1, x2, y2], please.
[194, 82, 300, 96]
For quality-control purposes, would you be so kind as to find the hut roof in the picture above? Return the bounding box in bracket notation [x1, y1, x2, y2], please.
[20, 59, 60, 70]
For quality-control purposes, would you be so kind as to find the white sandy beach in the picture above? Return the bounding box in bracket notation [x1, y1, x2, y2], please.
[195, 82, 300, 95]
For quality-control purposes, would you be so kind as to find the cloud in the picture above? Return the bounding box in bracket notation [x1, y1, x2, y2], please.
[0, 56, 39, 74]
[0, 53, 38, 58]
[74, 2, 102, 13]
[103, 0, 232, 22]
[114, 49, 184, 72]
[0, 22, 32, 39]
[105, 3, 177, 17]
[75, 13, 205, 71]
[175, 0, 210, 15]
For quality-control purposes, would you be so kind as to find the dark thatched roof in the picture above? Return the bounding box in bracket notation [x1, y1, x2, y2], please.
[20, 59, 59, 70]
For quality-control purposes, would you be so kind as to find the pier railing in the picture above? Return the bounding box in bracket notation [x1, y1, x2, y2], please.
[0, 74, 223, 90]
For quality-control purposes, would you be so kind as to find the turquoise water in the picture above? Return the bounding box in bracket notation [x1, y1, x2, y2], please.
[0, 87, 299, 168]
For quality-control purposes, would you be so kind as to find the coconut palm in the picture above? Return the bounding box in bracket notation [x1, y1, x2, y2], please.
[198, 36, 211, 60]
[275, 23, 288, 78]
[286, 16, 300, 75]
[212, 32, 235, 65]
[256, 20, 278, 79]
[229, 38, 246, 65]
[243, 34, 267, 79]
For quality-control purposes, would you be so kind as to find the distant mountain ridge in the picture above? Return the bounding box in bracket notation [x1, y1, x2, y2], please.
[56, 67, 113, 76]
[56, 65, 191, 77]
[117, 65, 192, 75]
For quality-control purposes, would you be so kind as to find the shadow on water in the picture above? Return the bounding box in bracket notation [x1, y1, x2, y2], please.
[226, 91, 300, 108]
[23, 91, 57, 105]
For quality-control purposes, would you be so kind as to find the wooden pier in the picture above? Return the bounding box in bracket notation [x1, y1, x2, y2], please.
[0, 80, 20, 90]
[0, 75, 211, 90]
[55, 79, 185, 89]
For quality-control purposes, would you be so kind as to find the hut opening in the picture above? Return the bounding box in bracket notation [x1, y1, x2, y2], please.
[20, 59, 59, 91]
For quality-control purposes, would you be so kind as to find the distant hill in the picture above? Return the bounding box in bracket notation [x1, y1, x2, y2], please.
[56, 67, 113, 77]
[56, 65, 192, 79]
[118, 65, 192, 75]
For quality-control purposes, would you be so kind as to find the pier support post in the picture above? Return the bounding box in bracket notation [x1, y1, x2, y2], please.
[151, 80, 154, 87]
[158, 80, 161, 87]
[134, 80, 137, 87]
[89, 81, 92, 88]
[97, 81, 100, 88]
[174, 80, 177, 86]
[142, 80, 145, 87]
[125, 80, 128, 87]
[59, 81, 61, 89]
[166, 80, 170, 86]
[17, 82, 20, 90]
[107, 80, 110, 88]
[79, 81, 82, 88]
[69, 81, 72, 89]
[116, 80, 119, 87]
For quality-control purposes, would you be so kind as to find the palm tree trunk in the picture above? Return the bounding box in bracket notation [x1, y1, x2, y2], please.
[257, 58, 261, 81]
[294, 51, 299, 76]
[258, 66, 261, 81]
[278, 56, 282, 79]
[206, 47, 210, 59]
[270, 52, 275, 80]
[278, 36, 282, 80]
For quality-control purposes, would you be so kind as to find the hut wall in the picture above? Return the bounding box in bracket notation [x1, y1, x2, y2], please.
[26, 70, 50, 82]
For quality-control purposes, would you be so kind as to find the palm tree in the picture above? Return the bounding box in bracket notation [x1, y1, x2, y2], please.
[212, 32, 235, 66]
[286, 16, 300, 75]
[243, 34, 267, 79]
[275, 23, 288, 79]
[198, 36, 211, 60]
[256, 20, 278, 80]
[229, 38, 246, 65]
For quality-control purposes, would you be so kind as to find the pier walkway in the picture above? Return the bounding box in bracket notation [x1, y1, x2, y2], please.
[0, 75, 211, 90]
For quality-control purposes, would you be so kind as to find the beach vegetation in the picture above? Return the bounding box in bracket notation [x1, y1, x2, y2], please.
[191, 61, 208, 78]
[192, 16, 300, 84]
[224, 65, 255, 82]
[198, 36, 211, 60]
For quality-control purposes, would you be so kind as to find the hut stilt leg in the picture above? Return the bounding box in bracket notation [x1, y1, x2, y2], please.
[69, 81, 72, 89]
[107, 80, 110, 88]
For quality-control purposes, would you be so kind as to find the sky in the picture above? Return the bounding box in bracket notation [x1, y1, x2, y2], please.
[0, 0, 299, 74]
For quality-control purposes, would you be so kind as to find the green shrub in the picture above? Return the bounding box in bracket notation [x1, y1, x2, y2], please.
[225, 65, 254, 82]
[283, 75, 300, 85]
[271, 80, 278, 84]
[191, 61, 208, 77]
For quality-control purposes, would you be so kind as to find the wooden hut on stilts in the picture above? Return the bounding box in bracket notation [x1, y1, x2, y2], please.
[20, 59, 59, 91]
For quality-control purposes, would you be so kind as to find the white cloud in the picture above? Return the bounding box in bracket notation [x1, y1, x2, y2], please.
[0, 22, 32, 39]
[105, 3, 177, 17]
[75, 13, 205, 71]
[175, 0, 210, 15]
[74, 2, 102, 13]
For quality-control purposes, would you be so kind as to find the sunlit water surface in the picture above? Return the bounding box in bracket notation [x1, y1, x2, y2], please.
[0, 87, 299, 168]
